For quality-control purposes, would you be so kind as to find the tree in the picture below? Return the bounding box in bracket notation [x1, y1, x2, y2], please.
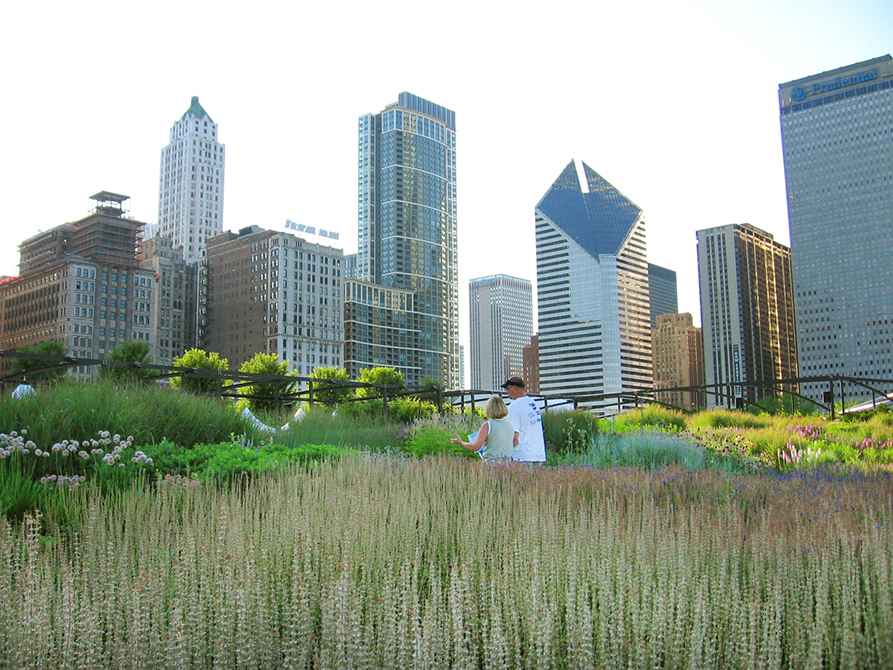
[239, 353, 296, 411]
[171, 349, 229, 395]
[308, 366, 353, 406]
[101, 341, 153, 383]
[356, 367, 405, 399]
[9, 340, 68, 382]
[419, 377, 444, 390]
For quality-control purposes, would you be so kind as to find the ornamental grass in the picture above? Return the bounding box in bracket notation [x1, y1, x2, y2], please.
[2, 456, 892, 669]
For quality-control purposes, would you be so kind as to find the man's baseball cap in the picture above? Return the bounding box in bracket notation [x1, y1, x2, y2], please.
[500, 376, 525, 389]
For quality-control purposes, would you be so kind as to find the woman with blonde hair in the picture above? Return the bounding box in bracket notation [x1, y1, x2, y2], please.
[451, 395, 514, 461]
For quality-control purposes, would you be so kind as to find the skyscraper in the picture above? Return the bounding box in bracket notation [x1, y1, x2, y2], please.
[158, 96, 225, 264]
[696, 224, 798, 408]
[468, 274, 533, 391]
[779, 55, 893, 401]
[648, 263, 678, 328]
[204, 226, 343, 376]
[652, 313, 705, 410]
[346, 92, 458, 387]
[535, 160, 651, 412]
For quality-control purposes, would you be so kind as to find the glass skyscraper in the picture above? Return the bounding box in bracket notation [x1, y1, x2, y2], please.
[535, 160, 651, 413]
[779, 55, 893, 401]
[346, 93, 458, 387]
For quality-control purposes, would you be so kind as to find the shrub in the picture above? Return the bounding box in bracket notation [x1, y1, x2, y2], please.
[542, 410, 599, 455]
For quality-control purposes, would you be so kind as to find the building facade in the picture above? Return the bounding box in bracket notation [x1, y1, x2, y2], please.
[468, 274, 533, 391]
[779, 55, 893, 402]
[1, 193, 156, 379]
[348, 92, 458, 387]
[204, 226, 343, 377]
[158, 96, 225, 264]
[696, 223, 799, 408]
[648, 263, 678, 328]
[535, 160, 652, 413]
[652, 313, 705, 410]
[138, 237, 198, 366]
[522, 334, 540, 394]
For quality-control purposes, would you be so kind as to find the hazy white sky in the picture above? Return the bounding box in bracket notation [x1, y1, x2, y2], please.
[2, 0, 891, 354]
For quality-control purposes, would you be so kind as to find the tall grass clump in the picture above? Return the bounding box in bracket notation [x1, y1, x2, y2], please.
[612, 404, 688, 433]
[0, 378, 249, 448]
[688, 408, 770, 430]
[2, 458, 892, 668]
[277, 405, 404, 451]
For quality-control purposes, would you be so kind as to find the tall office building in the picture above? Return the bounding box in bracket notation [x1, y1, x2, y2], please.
[535, 160, 652, 412]
[696, 224, 798, 408]
[648, 263, 678, 327]
[204, 226, 344, 376]
[652, 313, 705, 410]
[779, 55, 893, 402]
[158, 96, 225, 264]
[347, 92, 458, 387]
[468, 274, 533, 391]
[1, 192, 156, 379]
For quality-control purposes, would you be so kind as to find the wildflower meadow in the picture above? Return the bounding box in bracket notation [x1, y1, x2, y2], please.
[1, 381, 892, 668]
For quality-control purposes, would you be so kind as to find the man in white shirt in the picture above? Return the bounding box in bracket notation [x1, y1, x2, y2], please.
[501, 376, 546, 462]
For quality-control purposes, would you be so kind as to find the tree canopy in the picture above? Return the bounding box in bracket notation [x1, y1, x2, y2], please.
[9, 340, 68, 382]
[101, 341, 153, 383]
[308, 366, 353, 406]
[239, 353, 295, 411]
[171, 349, 229, 395]
[356, 367, 405, 399]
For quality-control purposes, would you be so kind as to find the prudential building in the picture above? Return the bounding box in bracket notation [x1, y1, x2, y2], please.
[779, 55, 893, 402]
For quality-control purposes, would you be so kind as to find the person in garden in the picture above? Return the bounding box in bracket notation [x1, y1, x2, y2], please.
[451, 395, 515, 461]
[501, 376, 546, 462]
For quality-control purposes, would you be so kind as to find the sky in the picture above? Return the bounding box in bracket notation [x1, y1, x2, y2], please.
[2, 0, 891, 360]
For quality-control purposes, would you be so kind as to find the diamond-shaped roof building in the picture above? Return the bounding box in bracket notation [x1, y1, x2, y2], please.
[535, 160, 642, 257]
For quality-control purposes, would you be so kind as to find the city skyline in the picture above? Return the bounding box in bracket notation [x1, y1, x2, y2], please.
[2, 1, 891, 368]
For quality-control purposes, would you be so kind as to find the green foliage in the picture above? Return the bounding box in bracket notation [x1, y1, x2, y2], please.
[355, 367, 405, 399]
[542, 410, 599, 455]
[9, 339, 68, 382]
[171, 348, 229, 395]
[403, 417, 476, 459]
[308, 366, 353, 405]
[613, 404, 688, 433]
[419, 377, 444, 390]
[140, 438, 356, 481]
[100, 341, 153, 383]
[687, 409, 769, 430]
[0, 377, 249, 450]
[277, 406, 404, 452]
[388, 397, 439, 423]
[238, 353, 295, 412]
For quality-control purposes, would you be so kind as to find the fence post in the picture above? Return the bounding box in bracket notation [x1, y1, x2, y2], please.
[436, 387, 444, 416]
[308, 379, 314, 409]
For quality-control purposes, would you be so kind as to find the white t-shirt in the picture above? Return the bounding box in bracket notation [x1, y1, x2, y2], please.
[506, 395, 546, 462]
